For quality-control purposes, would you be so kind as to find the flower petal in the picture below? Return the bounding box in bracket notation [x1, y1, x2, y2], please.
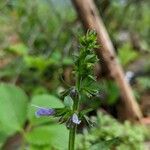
[71, 113, 81, 124]
[35, 107, 55, 117]
[32, 105, 55, 117]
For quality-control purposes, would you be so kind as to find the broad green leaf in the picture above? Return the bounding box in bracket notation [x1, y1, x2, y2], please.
[25, 124, 68, 150]
[28, 94, 64, 125]
[0, 83, 28, 131]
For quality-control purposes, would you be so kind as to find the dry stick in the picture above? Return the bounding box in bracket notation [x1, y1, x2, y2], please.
[72, 0, 142, 121]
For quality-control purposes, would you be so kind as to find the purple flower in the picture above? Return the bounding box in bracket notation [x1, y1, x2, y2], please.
[32, 105, 55, 117]
[71, 113, 81, 125]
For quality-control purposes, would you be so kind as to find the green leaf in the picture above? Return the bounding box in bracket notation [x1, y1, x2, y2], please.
[24, 56, 50, 71]
[7, 43, 28, 55]
[118, 43, 139, 66]
[25, 124, 68, 150]
[64, 95, 73, 108]
[80, 108, 94, 116]
[81, 79, 99, 97]
[0, 83, 28, 132]
[28, 94, 64, 125]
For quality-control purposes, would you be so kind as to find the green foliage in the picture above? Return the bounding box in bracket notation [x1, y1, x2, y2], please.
[77, 112, 148, 150]
[75, 30, 99, 81]
[0, 83, 28, 132]
[74, 30, 99, 101]
[8, 0, 75, 54]
[97, 0, 150, 49]
[6, 43, 29, 55]
[137, 77, 150, 91]
[90, 138, 121, 150]
[80, 78, 99, 98]
[0, 83, 28, 148]
[24, 55, 55, 72]
[55, 31, 100, 130]
[34, 30, 101, 150]
[67, 30, 100, 150]
[99, 80, 119, 105]
[0, 84, 69, 149]
[28, 94, 64, 125]
[0, 80, 69, 149]
[0, 1, 149, 149]
[0, 0, 75, 95]
[25, 124, 68, 150]
[106, 81, 119, 105]
[118, 43, 139, 66]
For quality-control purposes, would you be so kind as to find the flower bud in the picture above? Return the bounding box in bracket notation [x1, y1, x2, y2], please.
[71, 113, 81, 125]
[70, 88, 78, 99]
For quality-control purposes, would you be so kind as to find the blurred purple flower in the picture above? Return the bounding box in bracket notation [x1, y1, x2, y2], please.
[32, 104, 55, 117]
[35, 108, 55, 117]
[71, 113, 81, 125]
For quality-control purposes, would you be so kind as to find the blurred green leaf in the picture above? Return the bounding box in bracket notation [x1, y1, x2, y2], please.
[24, 56, 50, 71]
[118, 43, 139, 66]
[7, 43, 29, 55]
[25, 124, 68, 150]
[28, 94, 64, 125]
[0, 83, 28, 131]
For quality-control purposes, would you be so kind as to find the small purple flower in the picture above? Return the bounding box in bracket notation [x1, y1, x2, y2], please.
[32, 105, 55, 117]
[71, 113, 81, 125]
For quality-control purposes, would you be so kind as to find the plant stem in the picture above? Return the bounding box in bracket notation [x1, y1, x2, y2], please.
[68, 97, 79, 150]
[68, 124, 77, 150]
[68, 76, 81, 150]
